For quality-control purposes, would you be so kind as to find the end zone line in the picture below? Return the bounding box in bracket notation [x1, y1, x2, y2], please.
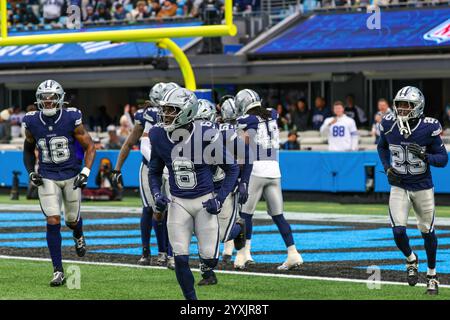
[1, 254, 448, 289]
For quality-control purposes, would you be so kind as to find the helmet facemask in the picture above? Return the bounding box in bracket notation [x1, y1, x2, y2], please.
[393, 100, 419, 136]
[37, 92, 64, 117]
[160, 105, 183, 132]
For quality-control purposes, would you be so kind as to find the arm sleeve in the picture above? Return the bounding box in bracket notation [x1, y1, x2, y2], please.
[217, 164, 240, 204]
[140, 136, 151, 162]
[238, 137, 253, 184]
[427, 135, 448, 168]
[23, 139, 36, 174]
[377, 131, 391, 171]
[148, 144, 165, 196]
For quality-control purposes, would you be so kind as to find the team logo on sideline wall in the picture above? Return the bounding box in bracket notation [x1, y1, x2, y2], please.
[424, 19, 450, 44]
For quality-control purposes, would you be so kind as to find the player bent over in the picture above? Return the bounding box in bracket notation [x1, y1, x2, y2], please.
[149, 88, 239, 300]
[377, 86, 448, 295]
[22, 80, 96, 286]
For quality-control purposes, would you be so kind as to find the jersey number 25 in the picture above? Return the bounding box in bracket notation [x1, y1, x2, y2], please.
[389, 144, 426, 175]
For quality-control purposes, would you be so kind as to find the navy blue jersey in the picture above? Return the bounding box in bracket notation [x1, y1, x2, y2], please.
[149, 120, 240, 202]
[377, 114, 448, 191]
[134, 107, 159, 165]
[212, 123, 253, 193]
[237, 108, 279, 161]
[23, 108, 83, 181]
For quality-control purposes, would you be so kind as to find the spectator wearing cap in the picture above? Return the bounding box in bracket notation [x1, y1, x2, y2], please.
[105, 125, 125, 149]
[281, 131, 300, 150]
[311, 96, 332, 130]
[157, 0, 178, 18]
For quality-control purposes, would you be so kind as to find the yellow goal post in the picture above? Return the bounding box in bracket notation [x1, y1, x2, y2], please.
[0, 0, 237, 90]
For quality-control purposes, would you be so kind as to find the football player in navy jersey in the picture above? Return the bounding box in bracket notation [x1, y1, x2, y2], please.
[377, 86, 448, 295]
[111, 82, 179, 267]
[149, 88, 240, 300]
[22, 80, 96, 286]
[233, 89, 303, 271]
[193, 99, 249, 283]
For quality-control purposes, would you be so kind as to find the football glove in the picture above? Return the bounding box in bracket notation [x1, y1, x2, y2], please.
[238, 181, 249, 205]
[202, 197, 222, 215]
[154, 193, 170, 212]
[73, 167, 90, 190]
[408, 143, 427, 161]
[73, 173, 88, 190]
[29, 172, 43, 187]
[111, 170, 123, 187]
[386, 167, 402, 186]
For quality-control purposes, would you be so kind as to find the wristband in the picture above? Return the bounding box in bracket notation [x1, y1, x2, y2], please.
[81, 167, 91, 177]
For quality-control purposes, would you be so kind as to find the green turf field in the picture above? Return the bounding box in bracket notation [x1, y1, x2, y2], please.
[3, 194, 450, 217]
[0, 258, 448, 300]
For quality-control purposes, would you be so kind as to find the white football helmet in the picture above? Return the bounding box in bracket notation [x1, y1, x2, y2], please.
[393, 86, 425, 136]
[234, 89, 261, 115]
[194, 99, 216, 122]
[159, 88, 198, 132]
[36, 80, 65, 117]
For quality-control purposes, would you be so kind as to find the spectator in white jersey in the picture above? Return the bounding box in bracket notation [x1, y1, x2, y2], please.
[320, 100, 359, 151]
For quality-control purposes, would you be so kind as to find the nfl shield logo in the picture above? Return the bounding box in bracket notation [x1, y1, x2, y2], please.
[48, 126, 53, 131]
[424, 19, 450, 44]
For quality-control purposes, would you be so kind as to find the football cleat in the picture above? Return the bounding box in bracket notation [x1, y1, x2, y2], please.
[198, 272, 218, 286]
[406, 253, 419, 286]
[167, 256, 175, 270]
[233, 218, 246, 251]
[425, 275, 439, 295]
[137, 255, 151, 266]
[50, 271, 65, 287]
[73, 236, 86, 257]
[156, 252, 168, 266]
[222, 254, 232, 265]
[277, 252, 304, 271]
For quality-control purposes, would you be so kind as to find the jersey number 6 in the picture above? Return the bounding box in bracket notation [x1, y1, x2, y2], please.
[172, 159, 197, 189]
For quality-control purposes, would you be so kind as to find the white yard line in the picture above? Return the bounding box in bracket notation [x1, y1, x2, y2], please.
[1, 254, 448, 289]
[3, 203, 450, 226]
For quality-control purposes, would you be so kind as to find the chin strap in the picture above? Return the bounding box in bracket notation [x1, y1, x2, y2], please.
[397, 117, 412, 137]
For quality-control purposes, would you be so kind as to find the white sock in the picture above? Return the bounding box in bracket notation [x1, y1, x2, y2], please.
[223, 241, 234, 256]
[406, 253, 416, 262]
[427, 268, 436, 276]
[287, 245, 298, 255]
